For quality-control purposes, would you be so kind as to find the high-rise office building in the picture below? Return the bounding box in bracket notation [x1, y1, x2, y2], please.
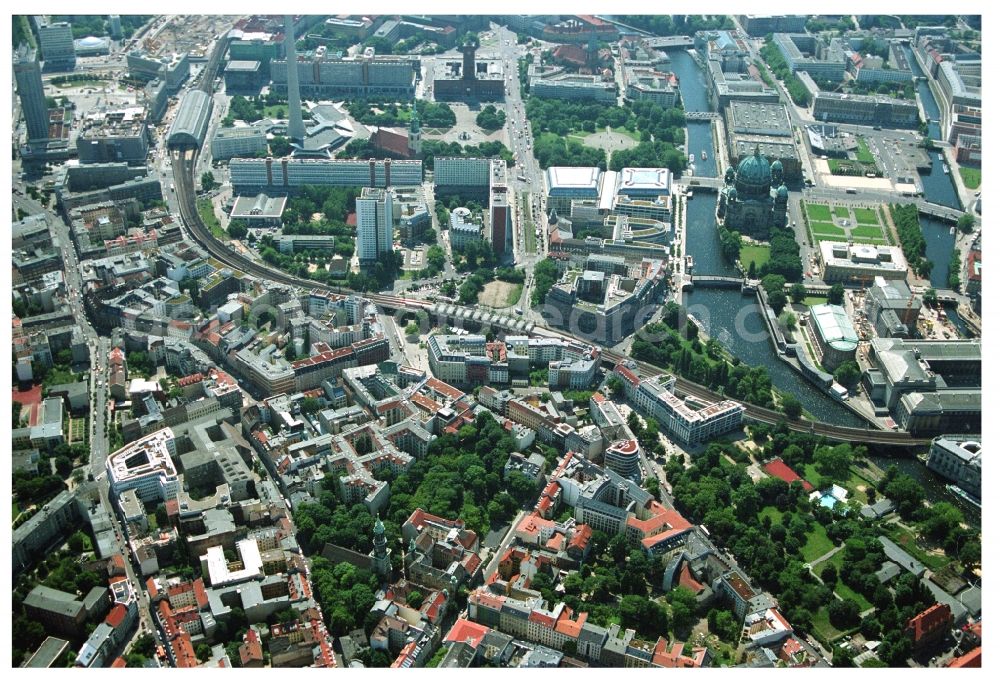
[283, 15, 305, 142]
[108, 15, 122, 39]
[357, 187, 394, 262]
[38, 22, 76, 71]
[14, 44, 51, 142]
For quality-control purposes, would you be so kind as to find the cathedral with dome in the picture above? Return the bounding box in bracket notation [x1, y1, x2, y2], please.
[716, 147, 788, 240]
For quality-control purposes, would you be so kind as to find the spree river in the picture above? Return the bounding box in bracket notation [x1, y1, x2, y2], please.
[671, 49, 717, 177]
[667, 47, 979, 509]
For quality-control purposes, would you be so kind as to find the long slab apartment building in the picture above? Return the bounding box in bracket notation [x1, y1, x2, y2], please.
[615, 365, 744, 446]
[270, 46, 417, 98]
[229, 157, 423, 194]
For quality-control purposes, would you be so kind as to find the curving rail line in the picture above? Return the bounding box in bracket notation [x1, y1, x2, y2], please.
[168, 54, 928, 448]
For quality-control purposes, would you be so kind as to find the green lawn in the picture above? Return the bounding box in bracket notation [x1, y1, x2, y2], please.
[802, 296, 827, 306]
[523, 194, 537, 253]
[855, 138, 875, 164]
[197, 198, 226, 239]
[806, 203, 833, 222]
[804, 463, 873, 502]
[833, 205, 850, 220]
[740, 244, 771, 271]
[853, 207, 881, 225]
[959, 166, 981, 190]
[889, 526, 951, 571]
[814, 550, 875, 611]
[811, 607, 846, 643]
[611, 126, 643, 141]
[813, 548, 845, 575]
[801, 521, 836, 563]
[810, 221, 847, 238]
[758, 506, 784, 525]
[834, 581, 874, 611]
[851, 224, 885, 239]
[506, 282, 524, 306]
[803, 463, 823, 488]
[12, 502, 20, 519]
[263, 104, 288, 119]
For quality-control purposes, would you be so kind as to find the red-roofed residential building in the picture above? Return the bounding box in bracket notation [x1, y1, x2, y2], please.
[614, 363, 641, 388]
[445, 617, 491, 649]
[678, 562, 704, 594]
[652, 639, 707, 668]
[239, 628, 265, 668]
[105, 604, 128, 629]
[107, 553, 127, 577]
[906, 603, 952, 649]
[171, 631, 199, 668]
[948, 646, 981, 668]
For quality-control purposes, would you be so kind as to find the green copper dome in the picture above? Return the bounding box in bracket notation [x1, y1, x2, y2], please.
[771, 160, 783, 172]
[735, 148, 773, 196]
[776, 184, 788, 199]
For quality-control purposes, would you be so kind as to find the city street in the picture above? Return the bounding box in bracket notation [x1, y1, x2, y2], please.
[13, 185, 159, 648]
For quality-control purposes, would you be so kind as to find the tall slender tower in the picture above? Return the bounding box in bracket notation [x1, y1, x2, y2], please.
[283, 15, 305, 142]
[407, 99, 422, 158]
[14, 44, 50, 142]
[371, 517, 391, 579]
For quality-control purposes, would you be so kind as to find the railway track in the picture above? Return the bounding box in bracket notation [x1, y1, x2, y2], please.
[168, 85, 926, 448]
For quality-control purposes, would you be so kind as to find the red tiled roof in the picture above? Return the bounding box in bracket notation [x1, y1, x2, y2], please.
[780, 637, 804, 661]
[629, 501, 688, 536]
[240, 628, 264, 666]
[111, 657, 127, 668]
[762, 458, 814, 492]
[373, 128, 412, 159]
[445, 618, 490, 648]
[105, 603, 128, 628]
[423, 591, 447, 622]
[967, 250, 981, 281]
[948, 647, 981, 668]
[462, 552, 482, 574]
[553, 44, 588, 66]
[424, 378, 464, 401]
[652, 640, 706, 668]
[907, 602, 951, 644]
[614, 364, 640, 387]
[108, 553, 127, 575]
[172, 632, 199, 668]
[554, 612, 585, 638]
[529, 609, 556, 628]
[678, 562, 704, 593]
[409, 393, 440, 414]
[568, 524, 592, 551]
[193, 578, 209, 610]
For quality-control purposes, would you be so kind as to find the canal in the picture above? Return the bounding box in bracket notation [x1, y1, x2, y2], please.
[683, 194, 865, 427]
[900, 43, 968, 337]
[670, 49, 718, 177]
[670, 42, 972, 503]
